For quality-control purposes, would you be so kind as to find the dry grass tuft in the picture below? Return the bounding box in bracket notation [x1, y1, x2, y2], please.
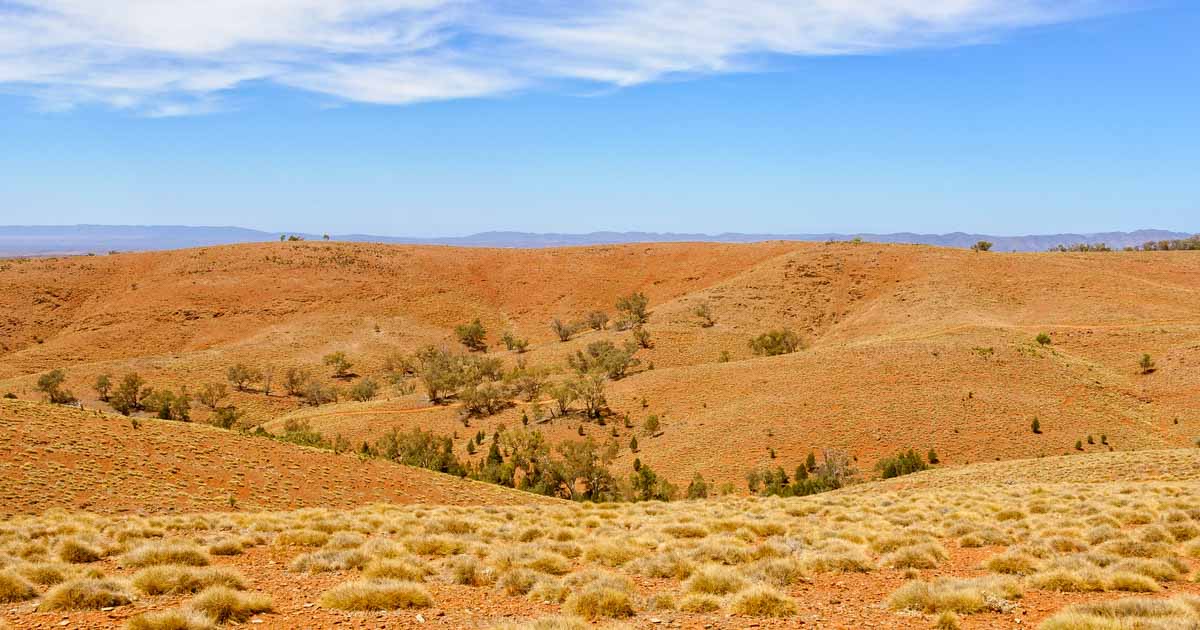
[629, 549, 694, 580]
[273, 529, 329, 547]
[490, 616, 589, 630]
[683, 564, 747, 595]
[798, 545, 873, 573]
[1040, 595, 1200, 630]
[562, 584, 635, 620]
[933, 611, 961, 630]
[363, 558, 429, 581]
[1104, 571, 1161, 593]
[663, 524, 709, 539]
[449, 555, 495, 586]
[186, 586, 272, 623]
[206, 538, 245, 556]
[126, 608, 218, 630]
[984, 551, 1040, 575]
[289, 549, 367, 573]
[727, 584, 798, 617]
[528, 577, 570, 604]
[880, 542, 948, 570]
[583, 541, 638, 567]
[38, 577, 133, 611]
[498, 568, 539, 596]
[888, 576, 1020, 614]
[15, 562, 72, 586]
[747, 557, 807, 587]
[56, 537, 104, 563]
[123, 542, 210, 568]
[1110, 558, 1183, 582]
[132, 565, 245, 595]
[0, 570, 37, 603]
[523, 551, 572, 576]
[320, 579, 432, 611]
[678, 593, 721, 613]
[1028, 568, 1107, 593]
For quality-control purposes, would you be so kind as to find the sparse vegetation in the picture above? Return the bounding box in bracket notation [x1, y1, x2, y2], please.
[5, 239, 1200, 628]
[320, 580, 432, 610]
[187, 586, 272, 623]
[455, 318, 488, 352]
[586, 310, 609, 331]
[551, 318, 579, 342]
[567, 340, 639, 380]
[110, 372, 148, 415]
[748, 329, 802, 356]
[614, 291, 650, 330]
[1139, 353, 1156, 374]
[36, 369, 76, 405]
[92, 373, 112, 401]
[39, 578, 133, 611]
[323, 351, 353, 377]
[196, 382, 229, 410]
[875, 448, 929, 479]
[0, 570, 37, 603]
[501, 331, 529, 352]
[348, 377, 379, 402]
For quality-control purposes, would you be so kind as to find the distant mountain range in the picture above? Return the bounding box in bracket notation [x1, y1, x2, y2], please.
[0, 225, 1193, 256]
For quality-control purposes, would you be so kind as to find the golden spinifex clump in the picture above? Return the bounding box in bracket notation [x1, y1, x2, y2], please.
[2, 454, 1200, 627]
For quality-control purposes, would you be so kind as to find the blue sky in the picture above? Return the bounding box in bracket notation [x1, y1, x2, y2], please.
[0, 1, 1196, 236]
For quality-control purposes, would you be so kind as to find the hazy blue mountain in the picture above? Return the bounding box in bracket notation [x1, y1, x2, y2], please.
[0, 225, 1192, 256]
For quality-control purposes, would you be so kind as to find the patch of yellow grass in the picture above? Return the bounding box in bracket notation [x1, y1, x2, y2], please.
[984, 551, 1040, 575]
[727, 585, 798, 617]
[683, 564, 747, 595]
[186, 586, 272, 623]
[319, 579, 432, 611]
[1028, 569, 1107, 593]
[1040, 595, 1200, 630]
[880, 542, 948, 570]
[56, 537, 104, 563]
[132, 565, 245, 595]
[122, 542, 210, 568]
[126, 608, 217, 630]
[288, 548, 367, 573]
[272, 529, 329, 547]
[448, 555, 495, 586]
[678, 593, 721, 613]
[0, 570, 37, 603]
[362, 558, 429, 581]
[498, 568, 539, 596]
[489, 616, 589, 630]
[38, 577, 133, 611]
[14, 562, 73, 586]
[582, 541, 637, 567]
[888, 576, 1020, 614]
[562, 584, 635, 620]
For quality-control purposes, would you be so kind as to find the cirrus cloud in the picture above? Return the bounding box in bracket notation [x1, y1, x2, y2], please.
[0, 0, 1120, 115]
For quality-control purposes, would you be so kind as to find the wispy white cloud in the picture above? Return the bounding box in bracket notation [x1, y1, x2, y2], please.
[0, 0, 1118, 114]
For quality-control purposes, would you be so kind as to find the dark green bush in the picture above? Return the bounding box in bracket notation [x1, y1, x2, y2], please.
[875, 449, 928, 479]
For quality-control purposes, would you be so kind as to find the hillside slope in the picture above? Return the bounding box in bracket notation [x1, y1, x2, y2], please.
[2, 241, 1198, 490]
[0, 400, 551, 517]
